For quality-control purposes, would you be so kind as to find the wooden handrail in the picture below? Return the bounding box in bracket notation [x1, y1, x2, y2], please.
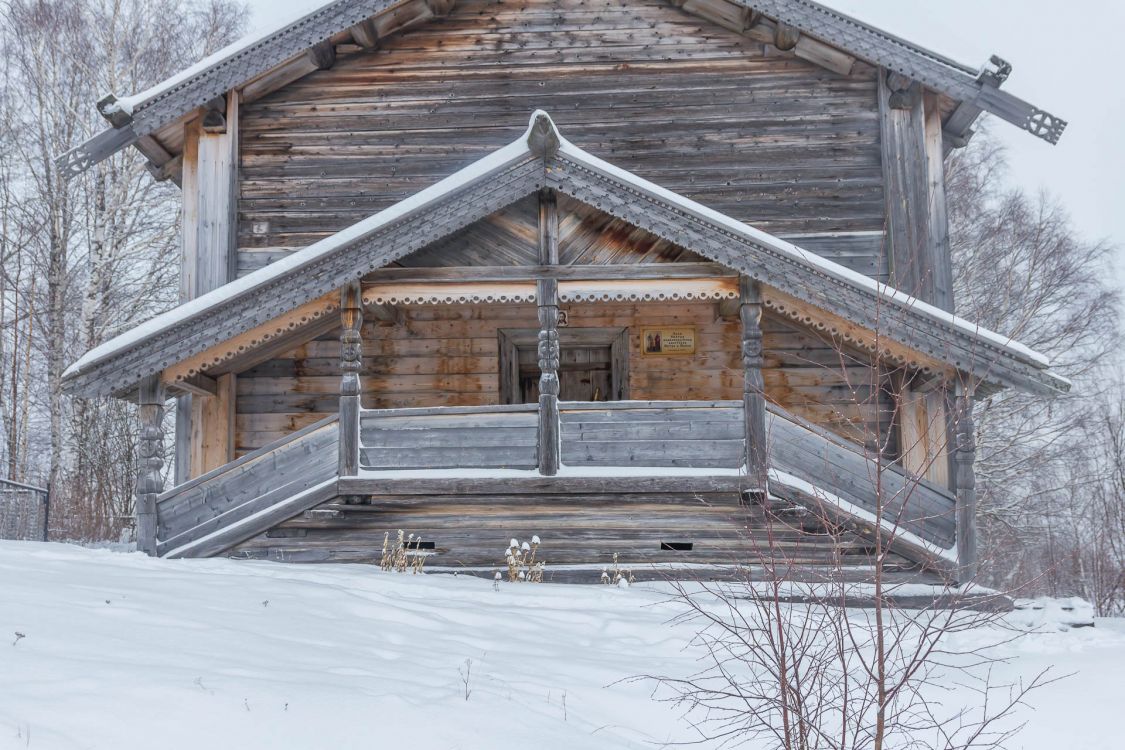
[361, 403, 537, 419]
[560, 400, 742, 410]
[157, 414, 339, 503]
[765, 402, 955, 501]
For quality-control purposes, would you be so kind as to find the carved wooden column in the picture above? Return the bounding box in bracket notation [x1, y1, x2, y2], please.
[954, 382, 977, 582]
[135, 375, 166, 556]
[339, 281, 364, 477]
[537, 277, 561, 476]
[740, 277, 768, 494]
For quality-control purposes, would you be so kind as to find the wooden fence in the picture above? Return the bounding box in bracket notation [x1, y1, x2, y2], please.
[0, 479, 49, 542]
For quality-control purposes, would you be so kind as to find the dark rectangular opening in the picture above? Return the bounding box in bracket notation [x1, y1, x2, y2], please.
[405, 540, 436, 550]
[660, 541, 693, 551]
[266, 528, 307, 538]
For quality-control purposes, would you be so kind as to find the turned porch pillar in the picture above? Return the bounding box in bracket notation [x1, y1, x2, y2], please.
[339, 281, 364, 477]
[135, 375, 166, 555]
[740, 277, 768, 493]
[954, 381, 978, 581]
[537, 277, 561, 476]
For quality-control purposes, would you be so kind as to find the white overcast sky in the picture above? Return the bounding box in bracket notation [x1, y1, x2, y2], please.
[238, 0, 1125, 290]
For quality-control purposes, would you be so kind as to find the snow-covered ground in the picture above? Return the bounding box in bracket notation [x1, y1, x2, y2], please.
[1, 541, 1122, 749]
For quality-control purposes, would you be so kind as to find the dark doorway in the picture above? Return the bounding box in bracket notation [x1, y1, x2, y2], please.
[498, 327, 629, 404]
[518, 345, 613, 402]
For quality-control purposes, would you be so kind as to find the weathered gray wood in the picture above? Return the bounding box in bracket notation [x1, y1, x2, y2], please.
[562, 439, 745, 468]
[740, 276, 768, 491]
[161, 414, 339, 500]
[768, 408, 956, 547]
[349, 17, 380, 48]
[174, 396, 191, 486]
[175, 373, 217, 397]
[363, 410, 538, 432]
[561, 401, 741, 416]
[157, 418, 339, 553]
[538, 189, 559, 265]
[135, 375, 166, 556]
[367, 302, 403, 325]
[361, 445, 536, 470]
[362, 425, 536, 448]
[306, 40, 337, 70]
[362, 403, 537, 419]
[168, 481, 338, 559]
[768, 480, 955, 579]
[338, 281, 363, 476]
[610, 327, 630, 401]
[365, 263, 736, 284]
[66, 125, 1065, 400]
[878, 70, 951, 311]
[337, 474, 755, 495]
[360, 408, 538, 470]
[560, 403, 745, 469]
[536, 277, 561, 476]
[954, 384, 977, 582]
[181, 94, 238, 300]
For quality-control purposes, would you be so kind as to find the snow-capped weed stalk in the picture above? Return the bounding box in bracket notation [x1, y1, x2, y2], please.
[503, 535, 545, 582]
[380, 529, 426, 574]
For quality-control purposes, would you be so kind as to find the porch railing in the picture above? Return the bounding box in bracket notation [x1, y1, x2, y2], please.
[354, 400, 749, 475]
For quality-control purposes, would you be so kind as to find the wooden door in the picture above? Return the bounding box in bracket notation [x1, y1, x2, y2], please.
[501, 327, 629, 405]
[518, 345, 613, 403]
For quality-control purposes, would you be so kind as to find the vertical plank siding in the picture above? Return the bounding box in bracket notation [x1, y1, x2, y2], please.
[236, 0, 886, 275]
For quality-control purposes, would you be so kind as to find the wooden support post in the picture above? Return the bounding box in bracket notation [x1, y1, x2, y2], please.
[136, 375, 166, 556]
[739, 277, 768, 494]
[339, 281, 364, 477]
[954, 383, 977, 582]
[189, 373, 235, 478]
[537, 277, 561, 476]
[176, 92, 239, 483]
[878, 71, 953, 312]
[173, 397, 190, 486]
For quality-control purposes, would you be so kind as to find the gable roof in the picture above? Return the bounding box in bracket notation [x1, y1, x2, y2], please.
[62, 111, 1069, 399]
[56, 0, 1066, 178]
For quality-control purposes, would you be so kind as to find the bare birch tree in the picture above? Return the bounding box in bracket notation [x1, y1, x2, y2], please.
[945, 126, 1123, 595]
[0, 0, 247, 538]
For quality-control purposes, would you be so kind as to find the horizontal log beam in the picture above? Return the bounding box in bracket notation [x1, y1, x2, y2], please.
[366, 302, 403, 325]
[172, 373, 217, 397]
[364, 263, 735, 283]
[338, 474, 754, 496]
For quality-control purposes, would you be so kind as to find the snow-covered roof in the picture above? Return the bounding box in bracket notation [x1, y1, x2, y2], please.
[62, 111, 1069, 398]
[55, 0, 1067, 177]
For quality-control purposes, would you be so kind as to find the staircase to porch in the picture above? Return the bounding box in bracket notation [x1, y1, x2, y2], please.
[154, 400, 958, 577]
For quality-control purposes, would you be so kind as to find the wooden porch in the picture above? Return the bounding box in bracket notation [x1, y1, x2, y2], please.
[154, 397, 958, 581]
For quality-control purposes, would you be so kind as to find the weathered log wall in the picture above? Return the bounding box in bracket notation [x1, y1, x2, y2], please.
[234, 300, 898, 458]
[237, 0, 887, 277]
[228, 489, 920, 572]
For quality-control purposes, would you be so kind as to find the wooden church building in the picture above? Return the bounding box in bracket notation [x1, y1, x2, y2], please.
[60, 0, 1069, 582]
